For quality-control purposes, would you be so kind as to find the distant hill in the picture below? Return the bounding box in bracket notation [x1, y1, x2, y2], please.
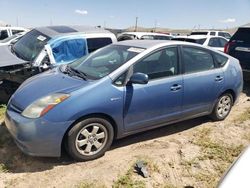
[123, 22, 250, 35]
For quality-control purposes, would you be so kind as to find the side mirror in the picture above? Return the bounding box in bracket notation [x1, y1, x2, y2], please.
[128, 72, 149, 85]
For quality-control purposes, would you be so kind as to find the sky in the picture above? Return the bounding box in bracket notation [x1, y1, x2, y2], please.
[1, 0, 250, 29]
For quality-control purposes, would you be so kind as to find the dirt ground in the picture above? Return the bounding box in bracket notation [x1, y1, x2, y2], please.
[0, 85, 250, 188]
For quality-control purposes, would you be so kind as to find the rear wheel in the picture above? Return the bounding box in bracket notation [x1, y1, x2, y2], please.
[210, 93, 233, 121]
[66, 117, 114, 161]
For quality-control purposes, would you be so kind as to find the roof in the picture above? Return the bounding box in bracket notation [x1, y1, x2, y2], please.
[115, 40, 185, 49]
[35, 25, 112, 38]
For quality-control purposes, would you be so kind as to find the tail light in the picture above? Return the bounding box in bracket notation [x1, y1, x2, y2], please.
[224, 41, 234, 54]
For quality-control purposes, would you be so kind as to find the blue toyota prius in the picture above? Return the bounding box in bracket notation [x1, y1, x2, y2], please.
[5, 40, 243, 161]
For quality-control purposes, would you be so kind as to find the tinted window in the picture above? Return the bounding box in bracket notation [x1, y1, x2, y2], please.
[210, 32, 216, 36]
[219, 38, 227, 47]
[183, 47, 214, 73]
[218, 32, 231, 39]
[12, 30, 23, 35]
[213, 53, 228, 67]
[117, 34, 136, 41]
[231, 28, 250, 43]
[52, 39, 87, 64]
[133, 47, 178, 80]
[190, 32, 208, 35]
[185, 38, 206, 44]
[208, 38, 221, 47]
[87, 38, 112, 53]
[0, 30, 8, 40]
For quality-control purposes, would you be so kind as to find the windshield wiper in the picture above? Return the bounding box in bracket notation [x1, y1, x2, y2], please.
[64, 65, 87, 80]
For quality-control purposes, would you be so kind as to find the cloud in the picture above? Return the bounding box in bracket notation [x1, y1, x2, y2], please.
[219, 18, 236, 23]
[75, 9, 88, 15]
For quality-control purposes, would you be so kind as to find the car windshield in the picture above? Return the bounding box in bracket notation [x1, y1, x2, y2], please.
[68, 45, 144, 80]
[12, 29, 50, 61]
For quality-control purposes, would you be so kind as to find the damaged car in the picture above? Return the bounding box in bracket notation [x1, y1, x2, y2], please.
[0, 25, 117, 103]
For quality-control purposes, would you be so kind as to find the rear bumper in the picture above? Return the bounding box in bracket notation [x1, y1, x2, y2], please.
[5, 109, 73, 157]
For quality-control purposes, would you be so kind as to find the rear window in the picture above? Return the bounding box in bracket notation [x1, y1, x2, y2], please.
[190, 32, 208, 35]
[231, 28, 250, 43]
[186, 38, 206, 44]
[87, 38, 112, 53]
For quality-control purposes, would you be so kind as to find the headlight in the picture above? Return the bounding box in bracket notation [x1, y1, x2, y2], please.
[22, 93, 70, 119]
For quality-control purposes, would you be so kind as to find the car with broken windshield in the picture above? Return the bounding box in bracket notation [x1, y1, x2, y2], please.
[0, 25, 116, 103]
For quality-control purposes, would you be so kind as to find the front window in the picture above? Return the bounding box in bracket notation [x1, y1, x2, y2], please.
[133, 47, 178, 80]
[12, 29, 50, 61]
[68, 45, 143, 80]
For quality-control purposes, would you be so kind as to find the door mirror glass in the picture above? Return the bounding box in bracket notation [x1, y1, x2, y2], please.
[129, 72, 149, 85]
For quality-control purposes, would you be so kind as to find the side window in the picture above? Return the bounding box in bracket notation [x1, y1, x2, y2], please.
[52, 39, 87, 64]
[183, 47, 214, 74]
[87, 38, 112, 53]
[133, 47, 178, 80]
[219, 38, 227, 47]
[210, 32, 216, 36]
[208, 38, 221, 47]
[0, 30, 8, 40]
[12, 30, 23, 35]
[213, 53, 228, 67]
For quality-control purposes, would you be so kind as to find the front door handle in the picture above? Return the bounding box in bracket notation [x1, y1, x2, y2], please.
[170, 84, 182, 91]
[215, 76, 223, 82]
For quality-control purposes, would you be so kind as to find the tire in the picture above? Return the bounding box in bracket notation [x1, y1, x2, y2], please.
[66, 117, 114, 161]
[210, 93, 233, 121]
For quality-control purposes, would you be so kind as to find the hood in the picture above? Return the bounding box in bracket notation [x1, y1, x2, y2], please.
[0, 45, 27, 67]
[10, 68, 89, 110]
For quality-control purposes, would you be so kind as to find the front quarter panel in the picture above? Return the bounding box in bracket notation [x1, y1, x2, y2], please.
[43, 77, 125, 138]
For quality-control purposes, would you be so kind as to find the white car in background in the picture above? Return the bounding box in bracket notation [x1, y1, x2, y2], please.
[190, 30, 232, 40]
[0, 32, 27, 46]
[117, 32, 173, 41]
[0, 27, 29, 40]
[172, 35, 228, 52]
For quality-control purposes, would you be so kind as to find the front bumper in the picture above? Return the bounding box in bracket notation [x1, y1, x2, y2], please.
[5, 109, 73, 157]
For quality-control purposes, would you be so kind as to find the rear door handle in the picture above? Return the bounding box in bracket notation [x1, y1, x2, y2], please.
[170, 84, 182, 91]
[215, 76, 223, 82]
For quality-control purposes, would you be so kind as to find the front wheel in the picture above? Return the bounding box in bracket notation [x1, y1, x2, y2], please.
[210, 93, 233, 121]
[66, 117, 114, 161]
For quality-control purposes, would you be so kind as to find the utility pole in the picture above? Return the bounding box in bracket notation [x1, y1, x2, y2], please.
[135, 17, 138, 32]
[154, 20, 157, 32]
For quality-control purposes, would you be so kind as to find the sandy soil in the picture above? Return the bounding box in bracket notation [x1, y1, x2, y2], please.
[0, 85, 250, 188]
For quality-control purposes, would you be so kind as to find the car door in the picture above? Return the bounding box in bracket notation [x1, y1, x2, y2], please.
[181, 46, 224, 117]
[123, 46, 183, 132]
